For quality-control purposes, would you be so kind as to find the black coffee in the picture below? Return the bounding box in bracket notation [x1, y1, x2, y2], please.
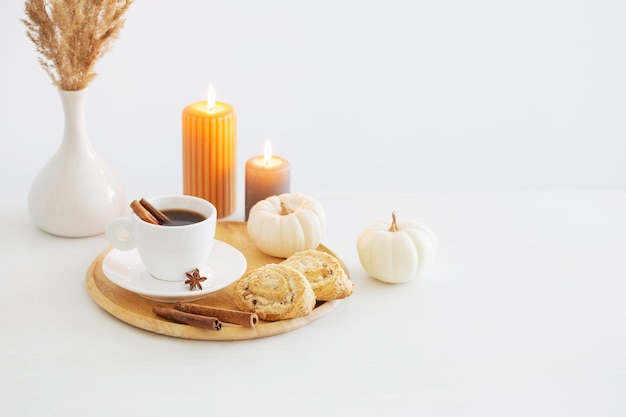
[161, 209, 206, 226]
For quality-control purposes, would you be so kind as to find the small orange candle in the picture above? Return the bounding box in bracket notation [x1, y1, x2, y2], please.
[182, 85, 237, 218]
[245, 140, 290, 220]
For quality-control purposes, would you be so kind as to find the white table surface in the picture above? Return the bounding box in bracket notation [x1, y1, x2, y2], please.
[1, 190, 625, 416]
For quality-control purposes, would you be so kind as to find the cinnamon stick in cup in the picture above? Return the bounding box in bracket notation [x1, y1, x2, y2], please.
[130, 200, 159, 225]
[139, 198, 171, 225]
[129, 198, 172, 225]
[175, 302, 258, 327]
[153, 306, 222, 331]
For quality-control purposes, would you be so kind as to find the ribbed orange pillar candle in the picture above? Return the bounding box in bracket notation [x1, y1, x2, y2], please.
[182, 86, 236, 218]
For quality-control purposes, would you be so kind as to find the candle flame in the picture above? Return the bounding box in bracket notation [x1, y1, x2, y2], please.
[206, 84, 216, 112]
[263, 140, 272, 166]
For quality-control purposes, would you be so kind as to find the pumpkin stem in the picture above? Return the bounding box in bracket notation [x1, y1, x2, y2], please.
[279, 201, 294, 216]
[389, 212, 399, 232]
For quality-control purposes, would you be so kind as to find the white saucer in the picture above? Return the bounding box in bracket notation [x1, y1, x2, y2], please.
[102, 240, 247, 303]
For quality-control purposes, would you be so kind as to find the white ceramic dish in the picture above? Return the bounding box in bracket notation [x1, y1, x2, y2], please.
[101, 240, 247, 302]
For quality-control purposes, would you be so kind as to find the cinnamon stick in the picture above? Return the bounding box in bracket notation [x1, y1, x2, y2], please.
[139, 198, 171, 225]
[175, 302, 258, 327]
[153, 306, 222, 331]
[130, 200, 159, 225]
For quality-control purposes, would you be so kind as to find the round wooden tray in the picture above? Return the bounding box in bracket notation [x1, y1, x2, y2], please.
[85, 221, 345, 340]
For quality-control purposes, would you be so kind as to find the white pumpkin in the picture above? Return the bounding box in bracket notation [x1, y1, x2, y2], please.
[357, 212, 437, 283]
[247, 192, 327, 258]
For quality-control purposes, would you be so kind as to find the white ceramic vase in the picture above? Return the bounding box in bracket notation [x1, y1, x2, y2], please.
[28, 89, 126, 237]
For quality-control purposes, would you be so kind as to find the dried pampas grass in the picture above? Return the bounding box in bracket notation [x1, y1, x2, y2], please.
[22, 0, 134, 91]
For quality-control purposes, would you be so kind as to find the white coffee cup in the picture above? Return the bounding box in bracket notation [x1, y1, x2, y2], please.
[105, 195, 217, 281]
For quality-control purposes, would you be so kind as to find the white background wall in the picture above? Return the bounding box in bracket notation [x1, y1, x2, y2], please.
[1, 0, 625, 199]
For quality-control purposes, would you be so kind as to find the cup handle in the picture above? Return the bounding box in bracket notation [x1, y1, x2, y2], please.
[105, 218, 136, 251]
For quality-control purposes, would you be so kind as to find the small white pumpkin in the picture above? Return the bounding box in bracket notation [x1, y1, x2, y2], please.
[357, 212, 437, 284]
[247, 192, 327, 258]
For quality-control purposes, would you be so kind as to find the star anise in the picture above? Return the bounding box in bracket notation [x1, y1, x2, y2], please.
[185, 268, 207, 291]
